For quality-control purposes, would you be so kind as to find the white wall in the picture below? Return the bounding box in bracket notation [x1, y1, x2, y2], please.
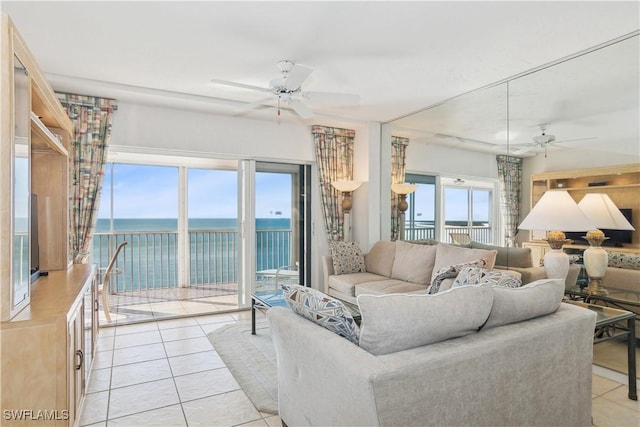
[404, 141, 499, 179]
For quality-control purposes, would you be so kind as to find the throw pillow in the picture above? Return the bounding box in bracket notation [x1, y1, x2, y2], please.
[357, 284, 493, 355]
[483, 278, 565, 329]
[364, 240, 396, 277]
[329, 241, 366, 275]
[452, 266, 522, 288]
[282, 284, 360, 344]
[428, 258, 488, 294]
[431, 242, 498, 281]
[390, 241, 437, 285]
[608, 252, 640, 270]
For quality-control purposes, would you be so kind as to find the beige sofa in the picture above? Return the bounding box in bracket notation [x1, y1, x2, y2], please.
[268, 279, 597, 427]
[322, 240, 579, 304]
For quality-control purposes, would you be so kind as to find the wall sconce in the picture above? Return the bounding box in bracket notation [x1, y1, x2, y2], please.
[391, 183, 418, 240]
[518, 190, 593, 281]
[577, 193, 635, 295]
[331, 180, 363, 241]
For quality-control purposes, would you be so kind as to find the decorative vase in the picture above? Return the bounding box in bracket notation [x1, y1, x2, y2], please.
[583, 236, 609, 295]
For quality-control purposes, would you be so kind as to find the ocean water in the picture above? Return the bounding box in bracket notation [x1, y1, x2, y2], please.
[93, 218, 291, 289]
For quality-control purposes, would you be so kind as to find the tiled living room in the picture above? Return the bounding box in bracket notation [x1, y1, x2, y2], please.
[1, 2, 639, 426]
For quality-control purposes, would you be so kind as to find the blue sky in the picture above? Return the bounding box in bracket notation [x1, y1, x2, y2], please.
[98, 164, 292, 219]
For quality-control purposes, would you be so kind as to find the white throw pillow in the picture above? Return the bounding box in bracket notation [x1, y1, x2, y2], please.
[483, 278, 564, 329]
[357, 284, 493, 355]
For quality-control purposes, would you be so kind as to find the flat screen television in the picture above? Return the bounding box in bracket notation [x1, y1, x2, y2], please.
[564, 208, 633, 247]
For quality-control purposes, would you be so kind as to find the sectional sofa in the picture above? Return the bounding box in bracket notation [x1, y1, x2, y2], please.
[268, 279, 596, 426]
[322, 240, 579, 304]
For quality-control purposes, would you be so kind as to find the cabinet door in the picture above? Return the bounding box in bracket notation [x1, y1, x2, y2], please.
[68, 302, 85, 426]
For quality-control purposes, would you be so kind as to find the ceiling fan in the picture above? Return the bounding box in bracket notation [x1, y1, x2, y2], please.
[510, 123, 598, 157]
[210, 60, 360, 119]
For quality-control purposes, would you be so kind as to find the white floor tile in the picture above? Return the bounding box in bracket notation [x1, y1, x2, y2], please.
[113, 330, 163, 349]
[174, 367, 240, 402]
[110, 358, 173, 389]
[108, 378, 180, 419]
[168, 351, 225, 376]
[181, 390, 261, 427]
[112, 342, 166, 366]
[160, 325, 207, 342]
[163, 336, 215, 358]
[107, 404, 187, 427]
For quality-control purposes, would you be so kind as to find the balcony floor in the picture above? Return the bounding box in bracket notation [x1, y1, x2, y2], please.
[99, 284, 243, 326]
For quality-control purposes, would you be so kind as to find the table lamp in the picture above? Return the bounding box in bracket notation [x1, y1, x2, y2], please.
[519, 190, 593, 280]
[331, 180, 362, 241]
[391, 183, 418, 240]
[577, 193, 635, 294]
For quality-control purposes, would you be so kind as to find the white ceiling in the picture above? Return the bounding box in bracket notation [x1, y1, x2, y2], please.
[2, 1, 639, 155]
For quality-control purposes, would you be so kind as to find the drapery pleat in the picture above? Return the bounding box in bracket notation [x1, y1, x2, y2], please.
[312, 125, 356, 242]
[496, 154, 522, 247]
[391, 136, 410, 241]
[58, 93, 117, 263]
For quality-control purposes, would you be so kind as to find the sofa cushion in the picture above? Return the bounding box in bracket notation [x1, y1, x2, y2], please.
[282, 284, 360, 344]
[355, 279, 428, 296]
[452, 266, 522, 288]
[329, 241, 366, 275]
[357, 284, 493, 355]
[483, 278, 564, 329]
[390, 241, 437, 285]
[364, 241, 396, 276]
[432, 243, 498, 281]
[469, 241, 533, 268]
[428, 259, 489, 294]
[328, 272, 389, 297]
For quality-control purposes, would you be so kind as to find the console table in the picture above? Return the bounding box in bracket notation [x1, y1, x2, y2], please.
[565, 286, 639, 317]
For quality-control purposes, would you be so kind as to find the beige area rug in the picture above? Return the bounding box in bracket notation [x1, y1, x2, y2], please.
[593, 339, 640, 379]
[207, 321, 278, 414]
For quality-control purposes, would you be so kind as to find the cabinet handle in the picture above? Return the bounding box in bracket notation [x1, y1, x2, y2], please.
[75, 349, 84, 370]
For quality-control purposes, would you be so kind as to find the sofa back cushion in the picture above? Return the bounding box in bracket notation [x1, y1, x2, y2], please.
[364, 241, 396, 277]
[357, 284, 493, 355]
[484, 278, 564, 329]
[390, 241, 437, 285]
[469, 241, 533, 268]
[432, 243, 497, 280]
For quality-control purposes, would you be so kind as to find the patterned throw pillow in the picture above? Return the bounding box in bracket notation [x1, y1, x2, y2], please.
[282, 284, 360, 344]
[452, 266, 522, 288]
[428, 258, 488, 294]
[608, 252, 640, 270]
[329, 241, 366, 275]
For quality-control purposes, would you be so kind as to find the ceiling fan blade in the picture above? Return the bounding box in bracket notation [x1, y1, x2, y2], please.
[210, 78, 272, 93]
[284, 64, 313, 90]
[288, 99, 314, 119]
[233, 96, 274, 116]
[302, 91, 360, 105]
[552, 136, 599, 144]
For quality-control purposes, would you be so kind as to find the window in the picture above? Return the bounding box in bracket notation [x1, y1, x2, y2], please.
[405, 174, 436, 240]
[444, 181, 493, 244]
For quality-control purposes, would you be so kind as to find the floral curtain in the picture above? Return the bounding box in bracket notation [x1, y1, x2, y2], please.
[312, 125, 356, 242]
[58, 93, 117, 263]
[496, 154, 522, 247]
[391, 136, 410, 240]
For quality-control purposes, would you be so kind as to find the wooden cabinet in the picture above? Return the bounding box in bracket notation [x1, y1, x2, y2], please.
[528, 164, 640, 247]
[0, 265, 97, 427]
[1, 14, 73, 322]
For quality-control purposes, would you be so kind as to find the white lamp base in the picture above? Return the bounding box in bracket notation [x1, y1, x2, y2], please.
[543, 249, 570, 281]
[583, 245, 609, 295]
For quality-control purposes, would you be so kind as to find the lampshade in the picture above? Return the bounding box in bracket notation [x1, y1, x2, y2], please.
[577, 193, 635, 230]
[391, 183, 417, 195]
[519, 190, 593, 232]
[331, 180, 362, 193]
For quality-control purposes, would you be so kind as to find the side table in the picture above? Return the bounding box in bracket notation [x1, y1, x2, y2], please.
[565, 301, 637, 400]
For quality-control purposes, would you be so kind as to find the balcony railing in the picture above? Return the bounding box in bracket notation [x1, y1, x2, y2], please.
[92, 229, 292, 292]
[405, 225, 493, 243]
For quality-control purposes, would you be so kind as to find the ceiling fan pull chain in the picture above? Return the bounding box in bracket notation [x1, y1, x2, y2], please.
[277, 96, 281, 116]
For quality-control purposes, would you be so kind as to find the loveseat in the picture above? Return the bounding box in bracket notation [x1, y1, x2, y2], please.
[322, 240, 579, 305]
[268, 279, 597, 426]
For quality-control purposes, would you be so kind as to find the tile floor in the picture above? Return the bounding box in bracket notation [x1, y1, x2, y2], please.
[82, 309, 640, 427]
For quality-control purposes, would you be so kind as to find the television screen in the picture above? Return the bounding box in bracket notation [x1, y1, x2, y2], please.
[565, 208, 632, 247]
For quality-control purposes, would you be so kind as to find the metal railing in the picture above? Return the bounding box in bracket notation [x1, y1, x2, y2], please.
[404, 226, 493, 243]
[93, 228, 292, 292]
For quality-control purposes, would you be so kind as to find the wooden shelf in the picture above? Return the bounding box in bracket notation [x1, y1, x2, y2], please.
[30, 112, 68, 155]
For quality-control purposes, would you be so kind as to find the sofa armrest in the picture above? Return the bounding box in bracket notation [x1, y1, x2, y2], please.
[321, 255, 334, 294]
